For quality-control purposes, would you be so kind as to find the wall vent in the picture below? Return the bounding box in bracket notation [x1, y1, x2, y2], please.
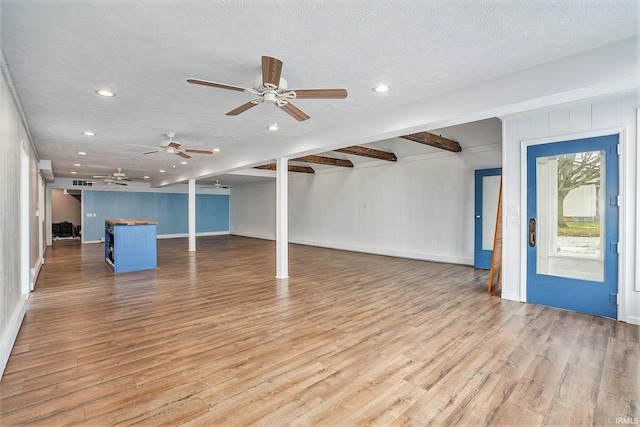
[72, 180, 93, 186]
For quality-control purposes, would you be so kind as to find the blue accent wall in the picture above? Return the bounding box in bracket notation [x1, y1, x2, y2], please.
[83, 191, 229, 241]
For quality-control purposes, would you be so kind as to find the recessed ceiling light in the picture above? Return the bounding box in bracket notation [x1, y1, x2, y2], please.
[77, 151, 87, 155]
[372, 84, 390, 93]
[213, 148, 220, 152]
[70, 171, 77, 175]
[267, 123, 278, 131]
[74, 163, 81, 167]
[83, 131, 95, 136]
[181, 161, 187, 165]
[95, 90, 115, 97]
[159, 169, 165, 173]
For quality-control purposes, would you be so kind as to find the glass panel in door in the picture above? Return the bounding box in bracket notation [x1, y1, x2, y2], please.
[535, 151, 604, 282]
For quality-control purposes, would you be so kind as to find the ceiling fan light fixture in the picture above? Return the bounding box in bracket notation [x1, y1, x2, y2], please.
[372, 84, 390, 93]
[213, 148, 220, 152]
[95, 89, 115, 97]
[263, 92, 277, 104]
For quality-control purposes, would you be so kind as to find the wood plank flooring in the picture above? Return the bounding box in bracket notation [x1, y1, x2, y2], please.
[1, 235, 638, 426]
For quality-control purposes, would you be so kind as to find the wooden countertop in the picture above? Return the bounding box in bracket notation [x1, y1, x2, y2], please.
[105, 219, 159, 226]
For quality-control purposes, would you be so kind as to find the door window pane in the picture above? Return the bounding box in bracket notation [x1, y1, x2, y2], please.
[536, 151, 604, 282]
[482, 175, 501, 251]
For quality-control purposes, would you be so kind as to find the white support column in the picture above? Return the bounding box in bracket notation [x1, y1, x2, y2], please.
[188, 178, 196, 252]
[275, 157, 289, 278]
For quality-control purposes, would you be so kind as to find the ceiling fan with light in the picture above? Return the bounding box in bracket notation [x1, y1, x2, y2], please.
[93, 168, 148, 186]
[134, 133, 214, 159]
[201, 180, 231, 189]
[187, 55, 348, 121]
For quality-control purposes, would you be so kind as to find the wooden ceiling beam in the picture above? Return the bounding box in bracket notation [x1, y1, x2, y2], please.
[400, 131, 462, 153]
[255, 164, 315, 174]
[334, 146, 397, 162]
[292, 155, 353, 168]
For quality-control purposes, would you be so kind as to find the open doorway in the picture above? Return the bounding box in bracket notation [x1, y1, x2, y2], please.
[51, 189, 82, 241]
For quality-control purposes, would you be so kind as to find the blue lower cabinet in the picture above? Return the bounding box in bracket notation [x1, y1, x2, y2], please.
[105, 220, 157, 273]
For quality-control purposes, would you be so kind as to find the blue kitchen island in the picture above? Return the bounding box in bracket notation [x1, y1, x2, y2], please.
[105, 219, 158, 273]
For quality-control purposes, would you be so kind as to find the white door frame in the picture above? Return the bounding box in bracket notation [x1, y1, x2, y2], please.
[20, 144, 30, 294]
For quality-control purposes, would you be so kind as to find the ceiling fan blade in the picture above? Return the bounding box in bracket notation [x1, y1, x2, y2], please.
[141, 150, 160, 155]
[279, 102, 310, 121]
[93, 175, 110, 178]
[128, 143, 162, 149]
[177, 152, 192, 159]
[187, 79, 248, 92]
[114, 182, 128, 186]
[184, 149, 213, 155]
[289, 88, 348, 99]
[226, 101, 259, 116]
[168, 141, 181, 149]
[262, 56, 283, 88]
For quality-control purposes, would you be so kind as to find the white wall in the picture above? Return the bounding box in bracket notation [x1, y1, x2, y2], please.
[231, 144, 502, 266]
[502, 94, 639, 324]
[0, 65, 43, 376]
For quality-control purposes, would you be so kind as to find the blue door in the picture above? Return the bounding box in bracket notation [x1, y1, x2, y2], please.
[474, 168, 502, 269]
[527, 135, 619, 318]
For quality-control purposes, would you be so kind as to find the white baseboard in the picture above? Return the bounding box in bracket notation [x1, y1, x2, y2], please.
[230, 231, 276, 241]
[392, 249, 473, 266]
[157, 231, 230, 239]
[500, 292, 522, 302]
[0, 295, 28, 379]
[624, 315, 640, 325]
[229, 232, 475, 266]
[288, 237, 473, 266]
[289, 238, 394, 257]
[29, 257, 44, 291]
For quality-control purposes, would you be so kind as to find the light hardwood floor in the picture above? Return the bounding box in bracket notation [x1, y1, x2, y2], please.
[1, 236, 638, 426]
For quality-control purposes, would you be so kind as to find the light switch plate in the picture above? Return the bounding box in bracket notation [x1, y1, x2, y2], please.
[506, 216, 520, 226]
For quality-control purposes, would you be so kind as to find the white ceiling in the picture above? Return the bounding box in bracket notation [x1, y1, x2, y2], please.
[1, 0, 638, 187]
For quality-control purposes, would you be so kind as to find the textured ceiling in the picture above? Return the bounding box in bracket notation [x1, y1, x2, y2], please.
[1, 0, 638, 186]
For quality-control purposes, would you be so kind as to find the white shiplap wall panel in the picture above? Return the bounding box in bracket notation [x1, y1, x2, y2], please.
[569, 104, 593, 134]
[549, 108, 571, 136]
[592, 98, 618, 130]
[0, 68, 26, 375]
[529, 112, 550, 139]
